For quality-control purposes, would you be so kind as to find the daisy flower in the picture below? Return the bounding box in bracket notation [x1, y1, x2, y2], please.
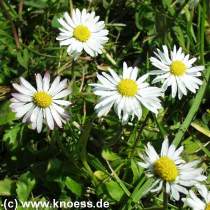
[138, 137, 206, 201]
[183, 184, 210, 210]
[90, 62, 162, 123]
[56, 9, 108, 59]
[150, 45, 204, 99]
[10, 72, 71, 133]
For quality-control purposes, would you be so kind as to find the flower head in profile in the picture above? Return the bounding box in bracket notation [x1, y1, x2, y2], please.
[10, 72, 71, 133]
[90, 62, 162, 123]
[56, 9, 108, 59]
[138, 137, 206, 201]
[150, 45, 204, 99]
[183, 184, 210, 210]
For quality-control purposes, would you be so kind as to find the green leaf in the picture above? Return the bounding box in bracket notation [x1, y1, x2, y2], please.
[16, 172, 36, 201]
[65, 177, 82, 197]
[131, 159, 143, 184]
[127, 123, 138, 146]
[0, 178, 15, 196]
[105, 180, 124, 202]
[191, 121, 210, 138]
[131, 178, 154, 202]
[88, 153, 107, 171]
[17, 49, 29, 69]
[24, 0, 48, 8]
[94, 170, 108, 181]
[183, 137, 200, 154]
[102, 0, 113, 9]
[3, 124, 22, 151]
[0, 101, 16, 125]
[51, 15, 61, 28]
[194, 139, 210, 158]
[46, 159, 62, 175]
[173, 26, 185, 48]
[102, 149, 120, 161]
[124, 178, 154, 210]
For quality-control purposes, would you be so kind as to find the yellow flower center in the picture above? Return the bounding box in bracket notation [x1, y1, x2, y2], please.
[73, 25, 91, 42]
[117, 79, 138, 96]
[154, 156, 178, 182]
[33, 91, 52, 108]
[170, 60, 186, 76]
[206, 203, 210, 210]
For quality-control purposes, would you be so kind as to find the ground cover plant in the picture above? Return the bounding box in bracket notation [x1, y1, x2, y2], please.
[0, 0, 210, 209]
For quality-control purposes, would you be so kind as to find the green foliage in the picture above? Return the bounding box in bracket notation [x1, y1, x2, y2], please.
[3, 124, 23, 151]
[65, 177, 83, 197]
[105, 180, 124, 202]
[0, 0, 209, 210]
[0, 102, 16, 125]
[16, 172, 36, 201]
[0, 178, 16, 196]
[102, 149, 120, 161]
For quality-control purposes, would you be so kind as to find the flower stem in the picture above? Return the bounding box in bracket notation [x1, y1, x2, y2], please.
[172, 65, 210, 147]
[69, 0, 73, 15]
[199, 1, 206, 65]
[130, 111, 149, 157]
[172, 0, 209, 147]
[102, 48, 117, 67]
[79, 116, 98, 186]
[163, 182, 168, 210]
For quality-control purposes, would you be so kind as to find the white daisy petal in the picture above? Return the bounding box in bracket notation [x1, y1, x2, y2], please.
[11, 73, 71, 133]
[96, 101, 114, 117]
[12, 83, 34, 96]
[183, 186, 208, 210]
[10, 102, 26, 110]
[138, 137, 206, 201]
[53, 89, 71, 99]
[171, 76, 177, 98]
[53, 100, 71, 106]
[83, 43, 95, 57]
[161, 137, 169, 156]
[36, 109, 43, 133]
[58, 17, 73, 32]
[45, 108, 54, 130]
[188, 66, 204, 73]
[196, 184, 209, 203]
[30, 106, 39, 123]
[11, 93, 32, 102]
[108, 68, 120, 82]
[51, 79, 68, 96]
[22, 105, 35, 123]
[35, 74, 43, 91]
[176, 77, 187, 95]
[14, 103, 34, 118]
[136, 73, 149, 84]
[59, 38, 74, 46]
[152, 72, 170, 84]
[63, 12, 75, 28]
[48, 76, 61, 94]
[171, 185, 180, 200]
[20, 77, 37, 92]
[91, 62, 162, 123]
[43, 72, 51, 92]
[150, 45, 204, 99]
[50, 105, 63, 128]
[56, 9, 108, 59]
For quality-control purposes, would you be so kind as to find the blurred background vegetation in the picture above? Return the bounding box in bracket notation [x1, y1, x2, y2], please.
[0, 0, 209, 209]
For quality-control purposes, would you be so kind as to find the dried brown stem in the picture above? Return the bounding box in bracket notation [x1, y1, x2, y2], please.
[18, 0, 24, 15]
[0, 0, 20, 49]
